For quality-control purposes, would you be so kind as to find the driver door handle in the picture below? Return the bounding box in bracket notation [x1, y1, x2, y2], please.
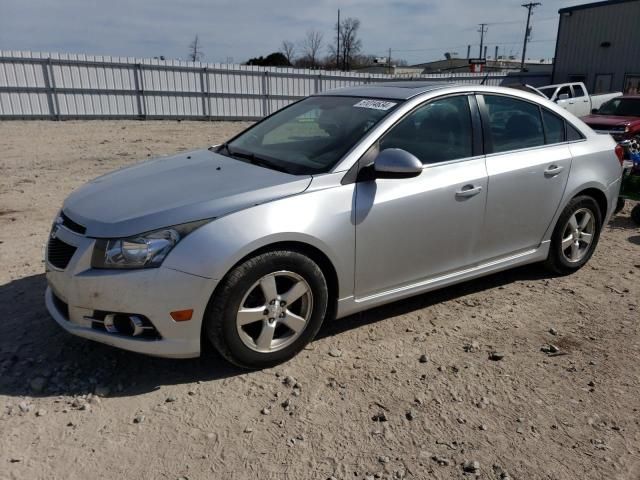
[455, 185, 483, 198]
[544, 165, 564, 177]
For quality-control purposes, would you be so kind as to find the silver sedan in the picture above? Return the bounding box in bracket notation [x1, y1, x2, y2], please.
[45, 83, 623, 368]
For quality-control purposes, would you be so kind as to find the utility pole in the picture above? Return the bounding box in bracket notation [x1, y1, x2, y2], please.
[520, 2, 541, 71]
[388, 48, 392, 74]
[477, 24, 488, 58]
[336, 9, 340, 70]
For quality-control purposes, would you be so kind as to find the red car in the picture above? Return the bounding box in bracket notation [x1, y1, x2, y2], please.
[582, 96, 640, 154]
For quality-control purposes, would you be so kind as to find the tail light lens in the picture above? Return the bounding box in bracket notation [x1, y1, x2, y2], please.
[614, 144, 625, 166]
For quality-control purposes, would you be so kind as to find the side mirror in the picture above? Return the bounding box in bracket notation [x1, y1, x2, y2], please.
[557, 93, 570, 101]
[591, 108, 599, 114]
[374, 148, 423, 179]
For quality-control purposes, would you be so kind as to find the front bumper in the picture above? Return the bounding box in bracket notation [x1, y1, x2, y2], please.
[45, 224, 215, 358]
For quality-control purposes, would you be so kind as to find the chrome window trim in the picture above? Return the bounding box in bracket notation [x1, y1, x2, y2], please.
[333, 89, 479, 174]
[331, 85, 593, 174]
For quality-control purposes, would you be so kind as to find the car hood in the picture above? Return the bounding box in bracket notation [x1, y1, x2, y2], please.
[582, 114, 640, 127]
[62, 149, 312, 238]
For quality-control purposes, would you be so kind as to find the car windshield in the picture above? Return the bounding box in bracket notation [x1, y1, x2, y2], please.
[597, 98, 640, 116]
[222, 96, 400, 175]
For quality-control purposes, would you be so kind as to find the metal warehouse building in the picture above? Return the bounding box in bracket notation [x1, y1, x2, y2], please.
[552, 0, 640, 94]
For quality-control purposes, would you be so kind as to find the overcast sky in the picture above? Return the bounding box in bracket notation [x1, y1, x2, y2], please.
[0, 0, 589, 65]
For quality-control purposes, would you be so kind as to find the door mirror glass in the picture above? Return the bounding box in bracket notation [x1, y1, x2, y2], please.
[557, 93, 570, 101]
[374, 148, 423, 178]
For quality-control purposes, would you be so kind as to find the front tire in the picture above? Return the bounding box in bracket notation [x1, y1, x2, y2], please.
[204, 250, 329, 369]
[544, 195, 602, 274]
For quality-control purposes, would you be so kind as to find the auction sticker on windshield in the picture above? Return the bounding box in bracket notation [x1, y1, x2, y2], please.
[354, 99, 397, 111]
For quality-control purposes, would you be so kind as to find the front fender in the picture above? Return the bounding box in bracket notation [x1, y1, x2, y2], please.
[163, 183, 356, 299]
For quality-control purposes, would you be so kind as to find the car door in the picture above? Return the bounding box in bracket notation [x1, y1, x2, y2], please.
[353, 94, 488, 299]
[475, 94, 572, 262]
[555, 85, 575, 114]
[570, 84, 591, 117]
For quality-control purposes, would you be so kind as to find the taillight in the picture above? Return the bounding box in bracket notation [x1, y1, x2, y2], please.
[614, 144, 625, 166]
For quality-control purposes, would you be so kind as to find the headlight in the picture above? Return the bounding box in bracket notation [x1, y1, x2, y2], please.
[91, 220, 209, 269]
[612, 125, 630, 133]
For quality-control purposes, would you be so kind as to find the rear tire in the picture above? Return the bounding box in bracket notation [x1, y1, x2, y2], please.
[204, 250, 328, 369]
[631, 204, 640, 225]
[544, 195, 602, 275]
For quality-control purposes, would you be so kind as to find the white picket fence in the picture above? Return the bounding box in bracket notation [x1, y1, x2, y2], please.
[0, 51, 551, 120]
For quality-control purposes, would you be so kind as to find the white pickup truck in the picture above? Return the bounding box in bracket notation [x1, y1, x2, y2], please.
[533, 82, 622, 117]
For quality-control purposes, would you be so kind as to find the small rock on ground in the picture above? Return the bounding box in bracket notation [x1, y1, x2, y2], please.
[489, 351, 505, 361]
[463, 460, 480, 473]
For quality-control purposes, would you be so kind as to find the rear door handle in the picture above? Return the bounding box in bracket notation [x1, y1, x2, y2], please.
[544, 165, 564, 176]
[455, 185, 483, 198]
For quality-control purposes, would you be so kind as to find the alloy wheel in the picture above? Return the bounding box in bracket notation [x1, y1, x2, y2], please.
[235, 271, 313, 353]
[560, 208, 595, 263]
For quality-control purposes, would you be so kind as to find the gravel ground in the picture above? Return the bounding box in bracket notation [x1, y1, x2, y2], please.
[0, 120, 639, 480]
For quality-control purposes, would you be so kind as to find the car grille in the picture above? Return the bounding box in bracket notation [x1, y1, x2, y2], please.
[60, 211, 86, 235]
[51, 291, 70, 320]
[47, 237, 77, 270]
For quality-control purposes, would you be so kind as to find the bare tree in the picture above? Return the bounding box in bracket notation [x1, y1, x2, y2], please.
[300, 30, 324, 68]
[334, 17, 362, 70]
[188, 34, 204, 62]
[281, 40, 296, 64]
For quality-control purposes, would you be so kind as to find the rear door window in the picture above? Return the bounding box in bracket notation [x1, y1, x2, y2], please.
[573, 84, 586, 98]
[481, 95, 545, 153]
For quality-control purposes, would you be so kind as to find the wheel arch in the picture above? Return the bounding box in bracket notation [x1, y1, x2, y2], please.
[204, 240, 340, 329]
[572, 187, 608, 225]
[542, 182, 610, 243]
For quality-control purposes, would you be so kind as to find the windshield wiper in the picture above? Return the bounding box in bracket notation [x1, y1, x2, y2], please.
[221, 145, 290, 174]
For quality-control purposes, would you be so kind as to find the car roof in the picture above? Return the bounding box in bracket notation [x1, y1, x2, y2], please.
[316, 82, 453, 100]
[538, 83, 575, 89]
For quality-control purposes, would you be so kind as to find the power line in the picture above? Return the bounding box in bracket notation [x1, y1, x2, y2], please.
[388, 38, 554, 54]
[485, 16, 555, 26]
[520, 2, 541, 71]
